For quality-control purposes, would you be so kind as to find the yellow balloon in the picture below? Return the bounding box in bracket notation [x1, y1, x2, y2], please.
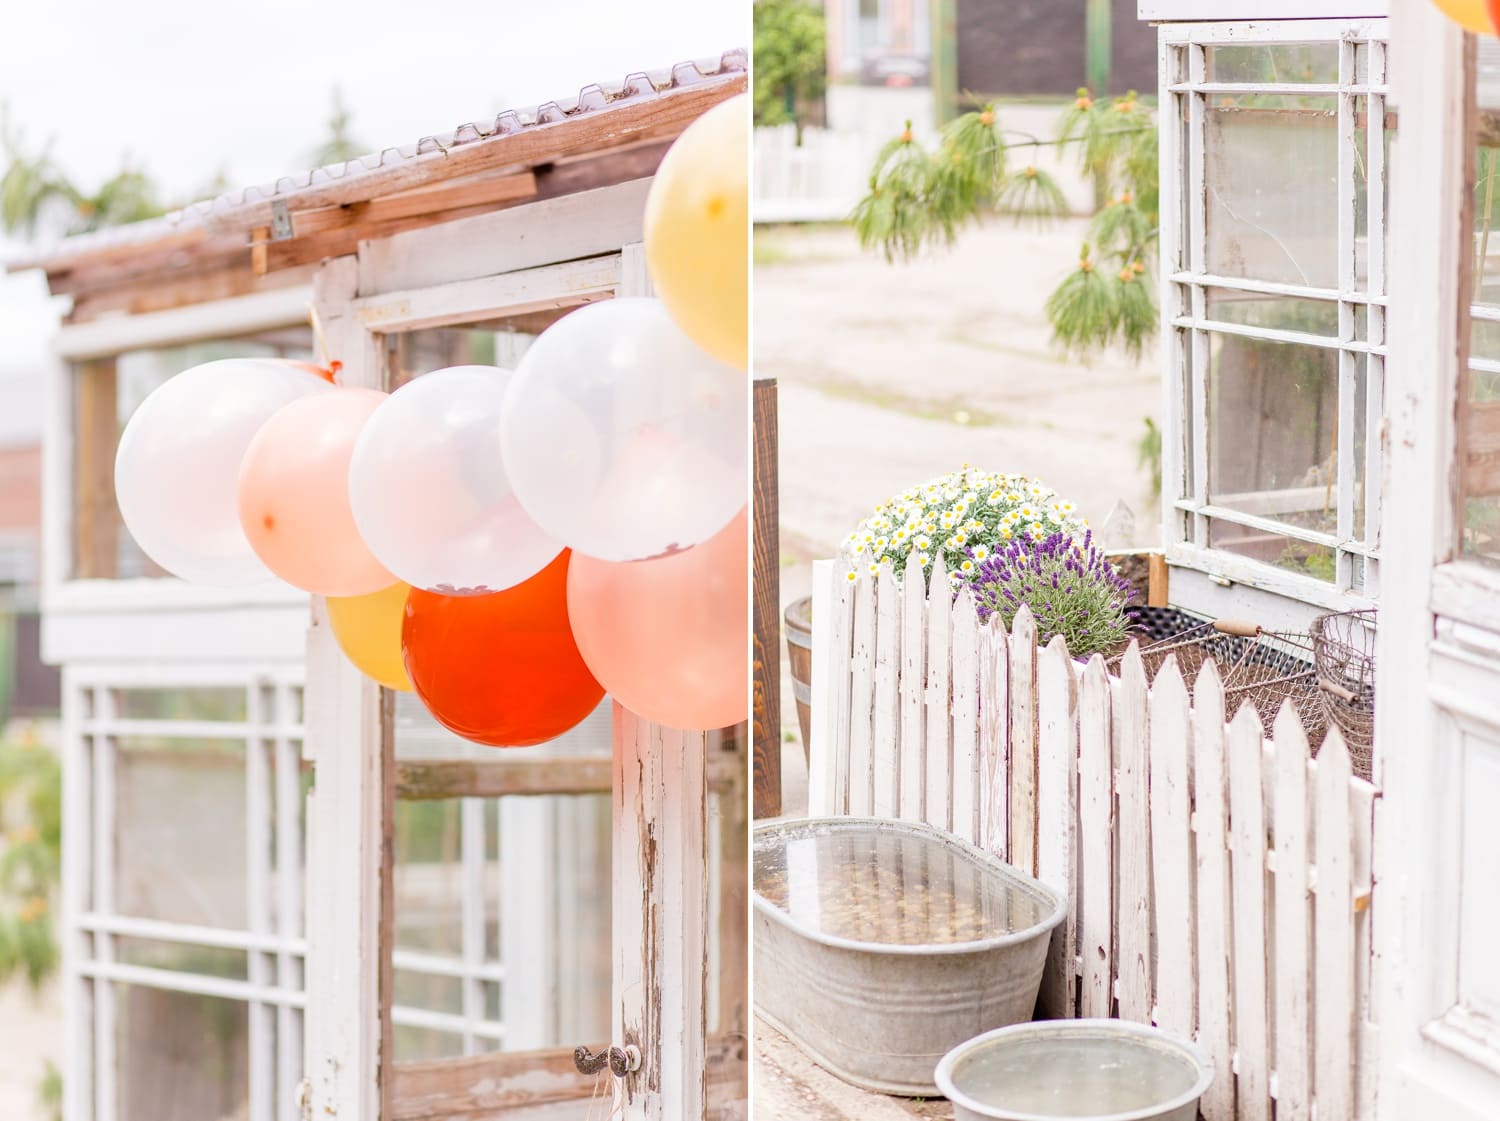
[327, 582, 413, 691]
[644, 93, 748, 371]
[1432, 0, 1493, 33]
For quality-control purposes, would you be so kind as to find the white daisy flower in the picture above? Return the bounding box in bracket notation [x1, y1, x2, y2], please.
[972, 544, 989, 561]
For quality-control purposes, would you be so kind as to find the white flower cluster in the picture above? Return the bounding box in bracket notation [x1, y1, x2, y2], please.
[838, 467, 1087, 583]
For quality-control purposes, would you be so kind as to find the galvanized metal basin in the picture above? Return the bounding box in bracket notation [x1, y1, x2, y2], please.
[935, 1019, 1214, 1121]
[753, 817, 1066, 1096]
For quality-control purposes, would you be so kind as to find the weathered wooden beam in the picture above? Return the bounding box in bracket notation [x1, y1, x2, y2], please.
[1463, 398, 1500, 495]
[395, 757, 613, 800]
[752, 378, 782, 819]
[72, 358, 119, 580]
[387, 1033, 744, 1120]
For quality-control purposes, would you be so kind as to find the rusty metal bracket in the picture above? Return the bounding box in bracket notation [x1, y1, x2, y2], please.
[270, 199, 294, 241]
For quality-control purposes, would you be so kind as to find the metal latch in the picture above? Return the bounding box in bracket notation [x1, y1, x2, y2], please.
[270, 199, 294, 241]
[573, 1043, 641, 1077]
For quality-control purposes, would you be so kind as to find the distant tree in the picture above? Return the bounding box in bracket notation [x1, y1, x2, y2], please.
[753, 0, 826, 140]
[310, 87, 365, 167]
[1, 105, 166, 238]
[0, 106, 165, 238]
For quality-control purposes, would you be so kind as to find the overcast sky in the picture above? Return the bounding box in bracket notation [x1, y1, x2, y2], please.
[0, 0, 746, 442]
[2, 0, 745, 201]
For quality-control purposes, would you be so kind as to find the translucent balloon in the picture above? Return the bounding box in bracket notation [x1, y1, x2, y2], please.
[114, 358, 333, 585]
[567, 509, 748, 730]
[500, 298, 747, 562]
[645, 94, 748, 370]
[349, 365, 562, 595]
[238, 387, 396, 597]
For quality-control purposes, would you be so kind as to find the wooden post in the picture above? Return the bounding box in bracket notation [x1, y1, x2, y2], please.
[930, 0, 959, 127]
[73, 358, 119, 579]
[1085, 0, 1112, 98]
[752, 378, 782, 818]
[613, 709, 709, 1120]
[302, 255, 392, 1121]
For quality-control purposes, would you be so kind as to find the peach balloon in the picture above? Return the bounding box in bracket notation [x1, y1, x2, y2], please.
[238, 387, 395, 596]
[567, 508, 748, 730]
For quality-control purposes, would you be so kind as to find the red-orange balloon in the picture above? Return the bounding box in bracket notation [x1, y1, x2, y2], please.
[567, 508, 748, 730]
[403, 550, 604, 747]
[288, 360, 339, 384]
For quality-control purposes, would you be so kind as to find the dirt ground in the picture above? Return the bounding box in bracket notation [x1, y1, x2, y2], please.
[753, 218, 1161, 1119]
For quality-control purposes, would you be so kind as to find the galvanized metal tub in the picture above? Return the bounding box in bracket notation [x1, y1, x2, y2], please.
[935, 1019, 1214, 1121]
[753, 817, 1067, 1096]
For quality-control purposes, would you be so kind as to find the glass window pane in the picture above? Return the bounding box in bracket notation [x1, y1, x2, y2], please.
[117, 987, 248, 1120]
[113, 687, 246, 722]
[1207, 333, 1339, 536]
[393, 1024, 465, 1063]
[73, 326, 315, 581]
[1464, 84, 1500, 564]
[116, 735, 246, 928]
[1204, 288, 1339, 337]
[1205, 94, 1339, 288]
[1208, 520, 1337, 582]
[116, 938, 247, 980]
[387, 309, 582, 390]
[1206, 44, 1339, 85]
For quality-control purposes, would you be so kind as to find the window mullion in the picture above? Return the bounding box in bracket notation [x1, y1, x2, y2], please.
[276, 678, 305, 1114]
[1337, 39, 1359, 591]
[1188, 43, 1211, 549]
[92, 686, 119, 1121]
[247, 680, 276, 1121]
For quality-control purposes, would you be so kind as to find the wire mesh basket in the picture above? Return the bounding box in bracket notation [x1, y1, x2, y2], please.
[1311, 608, 1377, 776]
[1110, 606, 1329, 748]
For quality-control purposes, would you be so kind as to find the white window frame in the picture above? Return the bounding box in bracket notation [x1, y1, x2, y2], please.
[1157, 17, 1389, 618]
[60, 660, 307, 1121]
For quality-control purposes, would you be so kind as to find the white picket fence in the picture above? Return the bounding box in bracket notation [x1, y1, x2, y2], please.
[753, 125, 876, 223]
[808, 554, 1380, 1121]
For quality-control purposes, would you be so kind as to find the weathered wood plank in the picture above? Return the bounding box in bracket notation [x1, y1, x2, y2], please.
[395, 757, 612, 799]
[811, 562, 853, 816]
[612, 712, 711, 1119]
[1149, 658, 1196, 1037]
[925, 557, 953, 830]
[1114, 642, 1153, 1024]
[873, 567, 902, 818]
[899, 555, 927, 822]
[1273, 704, 1312, 1121]
[752, 378, 782, 819]
[1314, 729, 1355, 1121]
[950, 586, 981, 844]
[1008, 606, 1039, 874]
[848, 575, 877, 816]
[1036, 636, 1078, 1019]
[1078, 655, 1114, 1019]
[979, 621, 1010, 861]
[1191, 664, 1233, 1121]
[1229, 706, 1271, 1121]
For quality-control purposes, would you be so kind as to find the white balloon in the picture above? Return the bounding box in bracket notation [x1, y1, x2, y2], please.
[499, 298, 748, 562]
[349, 365, 562, 595]
[114, 359, 333, 584]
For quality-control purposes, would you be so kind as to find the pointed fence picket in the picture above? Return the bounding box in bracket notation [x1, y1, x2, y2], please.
[809, 559, 1381, 1121]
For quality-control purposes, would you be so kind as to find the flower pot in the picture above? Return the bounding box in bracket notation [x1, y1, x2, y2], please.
[753, 816, 1066, 1096]
[935, 1019, 1213, 1121]
[783, 595, 813, 759]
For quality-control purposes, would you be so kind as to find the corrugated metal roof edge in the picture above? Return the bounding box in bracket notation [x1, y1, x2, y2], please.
[7, 47, 745, 274]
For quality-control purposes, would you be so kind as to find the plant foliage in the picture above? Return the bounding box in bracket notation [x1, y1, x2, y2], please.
[753, 0, 827, 132]
[0, 729, 61, 990]
[970, 529, 1135, 658]
[852, 90, 1160, 358]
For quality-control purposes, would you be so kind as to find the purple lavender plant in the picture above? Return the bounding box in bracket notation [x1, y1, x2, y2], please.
[970, 530, 1135, 657]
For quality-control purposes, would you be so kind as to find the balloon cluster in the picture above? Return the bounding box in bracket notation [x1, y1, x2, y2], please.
[113, 95, 750, 743]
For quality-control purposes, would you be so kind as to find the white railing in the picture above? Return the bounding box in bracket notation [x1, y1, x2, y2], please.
[809, 554, 1380, 1121]
[753, 125, 875, 224]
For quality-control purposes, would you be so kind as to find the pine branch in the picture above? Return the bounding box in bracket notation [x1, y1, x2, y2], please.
[1045, 246, 1120, 358]
[996, 165, 1070, 226]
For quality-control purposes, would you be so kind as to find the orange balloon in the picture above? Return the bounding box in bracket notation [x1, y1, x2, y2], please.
[567, 508, 748, 730]
[238, 387, 395, 596]
[288, 360, 339, 384]
[403, 550, 604, 747]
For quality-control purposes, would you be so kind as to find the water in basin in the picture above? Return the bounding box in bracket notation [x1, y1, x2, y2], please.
[753, 822, 1048, 946]
[951, 1031, 1199, 1117]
